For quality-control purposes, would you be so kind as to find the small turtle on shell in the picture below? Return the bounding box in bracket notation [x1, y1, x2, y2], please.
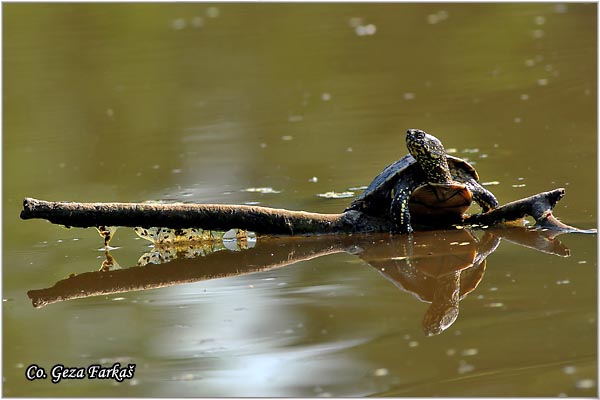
[346, 129, 498, 233]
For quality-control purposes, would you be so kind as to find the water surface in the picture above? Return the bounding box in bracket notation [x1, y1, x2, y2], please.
[3, 3, 597, 397]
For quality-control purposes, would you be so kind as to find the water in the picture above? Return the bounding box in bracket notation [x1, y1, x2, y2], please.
[3, 3, 597, 397]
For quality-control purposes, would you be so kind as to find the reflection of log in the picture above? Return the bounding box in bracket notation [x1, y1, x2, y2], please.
[27, 227, 571, 311]
[485, 226, 571, 257]
[27, 235, 354, 308]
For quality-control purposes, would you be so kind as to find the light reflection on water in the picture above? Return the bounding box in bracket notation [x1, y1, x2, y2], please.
[13, 228, 596, 396]
[4, 2, 596, 397]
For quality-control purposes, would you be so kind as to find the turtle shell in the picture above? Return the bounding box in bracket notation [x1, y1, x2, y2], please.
[408, 182, 473, 225]
[346, 154, 479, 219]
[345, 154, 420, 218]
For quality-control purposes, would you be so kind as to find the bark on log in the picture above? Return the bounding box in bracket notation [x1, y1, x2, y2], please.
[463, 188, 594, 233]
[20, 188, 593, 235]
[20, 197, 389, 235]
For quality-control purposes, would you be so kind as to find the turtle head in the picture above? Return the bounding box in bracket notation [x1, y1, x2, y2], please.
[406, 129, 452, 183]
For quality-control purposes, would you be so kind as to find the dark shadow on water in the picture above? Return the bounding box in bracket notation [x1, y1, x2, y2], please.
[28, 226, 574, 336]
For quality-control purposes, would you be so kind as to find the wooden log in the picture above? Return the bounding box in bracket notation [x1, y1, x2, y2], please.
[463, 188, 595, 233]
[20, 188, 594, 235]
[19, 197, 390, 235]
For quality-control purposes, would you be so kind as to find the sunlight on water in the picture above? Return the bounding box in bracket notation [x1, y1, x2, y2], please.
[3, 2, 596, 397]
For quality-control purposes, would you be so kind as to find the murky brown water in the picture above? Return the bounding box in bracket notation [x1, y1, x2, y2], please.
[3, 3, 597, 397]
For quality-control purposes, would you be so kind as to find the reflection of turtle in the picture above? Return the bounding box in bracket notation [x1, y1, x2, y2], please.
[346, 129, 498, 233]
[357, 229, 500, 336]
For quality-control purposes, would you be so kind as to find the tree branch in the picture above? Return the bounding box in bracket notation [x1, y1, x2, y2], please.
[20, 197, 389, 235]
[20, 188, 593, 235]
[463, 188, 594, 233]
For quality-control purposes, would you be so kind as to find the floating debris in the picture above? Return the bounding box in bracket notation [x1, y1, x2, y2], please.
[563, 366, 577, 375]
[317, 191, 354, 199]
[321, 93, 332, 101]
[461, 348, 479, 356]
[403, 92, 415, 101]
[137, 248, 178, 266]
[222, 228, 257, 251]
[349, 17, 376, 36]
[242, 187, 281, 194]
[348, 17, 363, 27]
[347, 185, 368, 191]
[446, 148, 458, 154]
[457, 360, 475, 374]
[575, 379, 596, 390]
[537, 78, 549, 86]
[134, 226, 220, 245]
[532, 29, 545, 39]
[512, 184, 527, 188]
[96, 226, 118, 247]
[134, 226, 256, 247]
[427, 10, 449, 24]
[553, 3, 568, 13]
[308, 176, 319, 183]
[100, 251, 120, 271]
[135, 227, 256, 266]
[355, 24, 377, 36]
[482, 181, 500, 186]
[191, 16, 205, 28]
[170, 18, 186, 30]
[373, 368, 389, 377]
[206, 6, 220, 18]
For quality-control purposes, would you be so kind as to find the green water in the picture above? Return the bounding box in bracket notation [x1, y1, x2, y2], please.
[3, 3, 597, 397]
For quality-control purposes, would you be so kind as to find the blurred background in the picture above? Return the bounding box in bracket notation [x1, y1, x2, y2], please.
[3, 3, 597, 396]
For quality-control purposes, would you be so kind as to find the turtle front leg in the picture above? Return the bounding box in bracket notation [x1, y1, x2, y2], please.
[390, 180, 419, 234]
[466, 180, 499, 212]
